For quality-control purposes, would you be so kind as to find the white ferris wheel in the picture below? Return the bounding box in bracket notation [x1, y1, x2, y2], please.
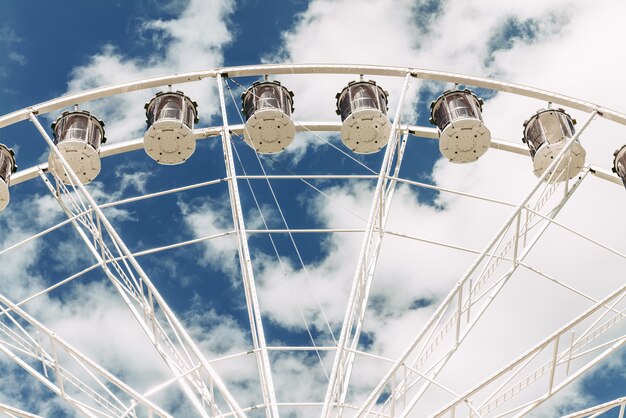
[0, 64, 624, 418]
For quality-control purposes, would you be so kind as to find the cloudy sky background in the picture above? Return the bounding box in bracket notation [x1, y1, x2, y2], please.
[0, 0, 625, 417]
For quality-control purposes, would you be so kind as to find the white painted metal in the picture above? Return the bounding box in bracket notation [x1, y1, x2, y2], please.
[321, 73, 412, 418]
[395, 172, 591, 418]
[0, 283, 174, 417]
[431, 283, 626, 417]
[37, 146, 217, 418]
[4, 64, 626, 128]
[29, 113, 246, 418]
[560, 396, 626, 418]
[6, 122, 623, 188]
[0, 65, 624, 418]
[354, 112, 600, 418]
[0, 402, 43, 418]
[216, 74, 279, 418]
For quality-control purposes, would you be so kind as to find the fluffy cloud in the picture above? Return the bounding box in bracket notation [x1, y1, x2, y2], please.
[247, 0, 626, 416]
[3, 0, 626, 416]
[0, 1, 248, 415]
[179, 197, 238, 274]
[0, 25, 23, 82]
[61, 0, 236, 142]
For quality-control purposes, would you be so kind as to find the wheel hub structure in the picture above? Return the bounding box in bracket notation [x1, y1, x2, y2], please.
[0, 63, 624, 418]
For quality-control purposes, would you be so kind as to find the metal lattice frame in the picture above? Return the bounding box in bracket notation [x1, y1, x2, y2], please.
[29, 113, 244, 418]
[0, 64, 623, 417]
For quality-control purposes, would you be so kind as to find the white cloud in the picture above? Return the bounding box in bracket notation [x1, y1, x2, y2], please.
[3, 0, 626, 416]
[178, 197, 238, 275]
[0, 25, 23, 80]
[243, 0, 626, 415]
[7, 51, 26, 66]
[61, 0, 236, 142]
[0, 1, 248, 414]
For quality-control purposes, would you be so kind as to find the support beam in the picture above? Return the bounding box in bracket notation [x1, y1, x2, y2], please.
[0, 402, 43, 418]
[28, 113, 245, 418]
[4, 64, 626, 129]
[0, 289, 173, 417]
[8, 123, 623, 188]
[430, 286, 626, 417]
[321, 73, 413, 418]
[216, 74, 278, 418]
[560, 396, 626, 418]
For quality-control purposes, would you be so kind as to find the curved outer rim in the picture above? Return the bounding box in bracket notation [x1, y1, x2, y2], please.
[3, 64, 625, 128]
[0, 63, 622, 186]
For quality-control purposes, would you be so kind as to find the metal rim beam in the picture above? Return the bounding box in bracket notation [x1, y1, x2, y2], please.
[2, 64, 626, 128]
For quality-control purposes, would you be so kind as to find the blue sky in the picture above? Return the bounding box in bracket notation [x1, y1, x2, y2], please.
[0, 1, 625, 417]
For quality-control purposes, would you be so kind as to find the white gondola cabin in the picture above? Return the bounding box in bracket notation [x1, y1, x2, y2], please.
[430, 89, 491, 163]
[144, 91, 198, 164]
[241, 81, 295, 153]
[613, 144, 626, 189]
[335, 80, 390, 154]
[523, 108, 586, 182]
[49, 110, 106, 184]
[0, 144, 17, 212]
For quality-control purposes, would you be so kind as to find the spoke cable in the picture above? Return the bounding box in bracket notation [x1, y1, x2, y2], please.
[226, 78, 338, 344]
[227, 77, 377, 175]
[230, 138, 330, 379]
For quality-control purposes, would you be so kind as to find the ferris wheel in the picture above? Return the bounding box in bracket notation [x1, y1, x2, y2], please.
[0, 63, 624, 418]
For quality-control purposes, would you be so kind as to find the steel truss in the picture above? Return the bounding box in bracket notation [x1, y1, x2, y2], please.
[321, 73, 413, 417]
[0, 402, 43, 418]
[22, 114, 245, 418]
[561, 397, 626, 418]
[432, 282, 626, 417]
[354, 112, 619, 418]
[0, 64, 623, 417]
[0, 284, 173, 417]
[216, 74, 279, 418]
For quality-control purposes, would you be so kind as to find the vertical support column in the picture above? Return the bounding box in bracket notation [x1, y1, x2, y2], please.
[321, 73, 412, 418]
[216, 74, 278, 418]
[548, 338, 560, 394]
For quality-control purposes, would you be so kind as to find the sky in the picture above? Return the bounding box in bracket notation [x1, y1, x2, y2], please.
[0, 0, 625, 417]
